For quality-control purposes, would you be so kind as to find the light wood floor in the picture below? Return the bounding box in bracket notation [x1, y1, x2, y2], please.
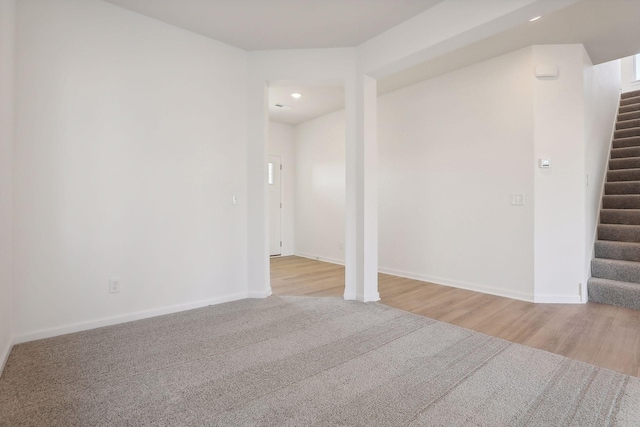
[271, 255, 640, 377]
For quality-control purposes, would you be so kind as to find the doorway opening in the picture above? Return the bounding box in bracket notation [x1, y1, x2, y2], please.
[267, 84, 346, 297]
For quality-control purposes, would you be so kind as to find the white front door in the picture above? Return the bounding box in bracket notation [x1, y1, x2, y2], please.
[268, 155, 282, 256]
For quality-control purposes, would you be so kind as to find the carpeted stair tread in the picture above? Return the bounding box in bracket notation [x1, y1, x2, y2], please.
[600, 209, 640, 225]
[619, 103, 640, 114]
[591, 257, 640, 282]
[622, 89, 640, 99]
[615, 118, 640, 130]
[614, 127, 640, 139]
[605, 181, 640, 194]
[588, 277, 640, 309]
[612, 136, 640, 149]
[620, 96, 640, 106]
[602, 194, 640, 209]
[609, 156, 640, 170]
[618, 110, 640, 122]
[610, 146, 640, 159]
[595, 240, 640, 262]
[599, 223, 640, 242]
[607, 168, 640, 182]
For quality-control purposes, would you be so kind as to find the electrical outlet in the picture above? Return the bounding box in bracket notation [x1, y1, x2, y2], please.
[339, 241, 344, 250]
[109, 277, 121, 294]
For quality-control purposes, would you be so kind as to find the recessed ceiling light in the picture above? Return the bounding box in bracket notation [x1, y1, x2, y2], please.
[529, 16, 542, 22]
[291, 93, 302, 99]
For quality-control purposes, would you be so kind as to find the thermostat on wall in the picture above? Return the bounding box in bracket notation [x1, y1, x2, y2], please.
[539, 159, 551, 168]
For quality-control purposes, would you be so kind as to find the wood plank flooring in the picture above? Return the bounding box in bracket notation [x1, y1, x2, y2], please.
[271, 255, 640, 377]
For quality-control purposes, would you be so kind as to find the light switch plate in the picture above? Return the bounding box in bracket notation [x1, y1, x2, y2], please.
[511, 194, 525, 206]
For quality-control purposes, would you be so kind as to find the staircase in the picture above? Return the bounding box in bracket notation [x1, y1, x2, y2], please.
[589, 89, 640, 309]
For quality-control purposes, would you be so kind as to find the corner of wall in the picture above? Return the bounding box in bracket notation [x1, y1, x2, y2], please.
[0, 0, 16, 378]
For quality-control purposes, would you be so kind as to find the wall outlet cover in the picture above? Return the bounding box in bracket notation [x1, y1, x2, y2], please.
[109, 277, 121, 294]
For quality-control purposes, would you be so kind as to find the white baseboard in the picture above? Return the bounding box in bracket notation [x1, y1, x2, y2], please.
[294, 255, 545, 303]
[248, 289, 272, 298]
[294, 252, 345, 266]
[534, 294, 583, 304]
[12, 292, 249, 345]
[378, 266, 535, 303]
[0, 339, 12, 377]
[361, 292, 380, 302]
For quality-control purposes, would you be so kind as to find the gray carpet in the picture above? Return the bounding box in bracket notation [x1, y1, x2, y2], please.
[590, 88, 640, 309]
[1, 296, 639, 426]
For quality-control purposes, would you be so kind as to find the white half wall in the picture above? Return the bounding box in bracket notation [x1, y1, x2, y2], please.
[378, 47, 535, 301]
[294, 110, 346, 265]
[0, 0, 16, 372]
[13, 0, 249, 339]
[584, 55, 621, 291]
[268, 121, 295, 256]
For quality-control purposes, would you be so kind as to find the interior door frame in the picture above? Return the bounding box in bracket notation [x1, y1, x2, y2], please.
[268, 154, 283, 257]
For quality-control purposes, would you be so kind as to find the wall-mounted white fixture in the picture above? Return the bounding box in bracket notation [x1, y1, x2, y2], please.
[535, 65, 559, 79]
[291, 93, 302, 99]
[529, 16, 542, 22]
[539, 159, 551, 168]
[511, 194, 525, 206]
[232, 195, 239, 205]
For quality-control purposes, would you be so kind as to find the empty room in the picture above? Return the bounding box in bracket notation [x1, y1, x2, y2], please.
[2, 0, 640, 425]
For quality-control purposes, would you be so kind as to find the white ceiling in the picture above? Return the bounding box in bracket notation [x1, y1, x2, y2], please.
[103, 0, 443, 51]
[268, 86, 344, 126]
[378, 0, 640, 94]
[102, 0, 640, 124]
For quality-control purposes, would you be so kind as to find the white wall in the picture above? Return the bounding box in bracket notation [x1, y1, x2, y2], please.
[13, 0, 248, 341]
[293, 45, 620, 303]
[621, 55, 640, 94]
[584, 56, 621, 286]
[0, 0, 16, 371]
[378, 47, 535, 301]
[532, 45, 587, 303]
[268, 121, 295, 256]
[294, 110, 346, 264]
